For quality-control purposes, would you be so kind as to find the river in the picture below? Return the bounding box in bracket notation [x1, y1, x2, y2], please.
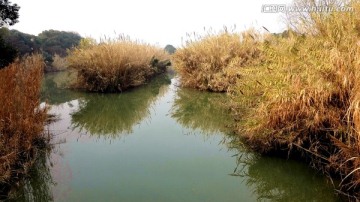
[10, 71, 341, 201]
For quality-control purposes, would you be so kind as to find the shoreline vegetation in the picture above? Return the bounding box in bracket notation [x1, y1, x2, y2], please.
[173, 0, 360, 199]
[67, 36, 171, 92]
[172, 29, 262, 92]
[173, 1, 360, 200]
[0, 55, 49, 199]
[1, 0, 359, 200]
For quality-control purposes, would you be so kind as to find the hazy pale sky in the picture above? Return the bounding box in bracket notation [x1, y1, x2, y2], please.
[11, 0, 292, 47]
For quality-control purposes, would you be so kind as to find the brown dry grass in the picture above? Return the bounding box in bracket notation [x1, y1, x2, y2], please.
[229, 0, 360, 198]
[0, 55, 48, 196]
[67, 36, 170, 92]
[172, 0, 360, 198]
[172, 29, 263, 92]
[51, 54, 68, 71]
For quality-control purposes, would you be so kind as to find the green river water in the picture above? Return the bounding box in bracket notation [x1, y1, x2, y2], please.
[10, 71, 341, 201]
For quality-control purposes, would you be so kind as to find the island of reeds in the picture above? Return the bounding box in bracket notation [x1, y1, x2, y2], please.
[172, 0, 360, 199]
[67, 36, 171, 92]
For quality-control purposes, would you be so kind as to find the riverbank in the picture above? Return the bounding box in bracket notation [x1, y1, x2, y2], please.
[173, 1, 360, 199]
[0, 55, 49, 199]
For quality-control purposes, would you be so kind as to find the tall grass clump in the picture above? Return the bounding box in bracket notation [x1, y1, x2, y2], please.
[51, 54, 68, 71]
[0, 55, 48, 197]
[172, 29, 263, 92]
[230, 0, 360, 198]
[67, 36, 171, 92]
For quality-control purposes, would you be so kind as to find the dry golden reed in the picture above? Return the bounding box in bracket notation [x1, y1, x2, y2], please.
[172, 29, 263, 92]
[174, 0, 360, 198]
[0, 55, 47, 193]
[229, 0, 360, 198]
[67, 36, 170, 92]
[51, 54, 68, 71]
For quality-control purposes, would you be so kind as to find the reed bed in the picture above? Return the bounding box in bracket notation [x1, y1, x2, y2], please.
[172, 30, 263, 92]
[51, 54, 68, 71]
[229, 1, 360, 198]
[173, 0, 360, 198]
[0, 55, 48, 197]
[67, 36, 170, 92]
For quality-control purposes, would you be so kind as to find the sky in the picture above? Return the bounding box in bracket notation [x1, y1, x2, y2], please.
[11, 0, 293, 47]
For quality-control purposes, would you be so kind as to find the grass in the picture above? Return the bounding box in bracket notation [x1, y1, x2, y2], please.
[67, 36, 171, 92]
[0, 55, 48, 198]
[50, 54, 68, 71]
[172, 29, 263, 92]
[174, 0, 360, 198]
[229, 1, 360, 198]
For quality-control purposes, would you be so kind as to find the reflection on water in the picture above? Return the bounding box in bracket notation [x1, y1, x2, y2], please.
[7, 72, 341, 201]
[71, 76, 170, 137]
[41, 71, 80, 105]
[171, 88, 233, 135]
[8, 147, 54, 202]
[234, 155, 340, 202]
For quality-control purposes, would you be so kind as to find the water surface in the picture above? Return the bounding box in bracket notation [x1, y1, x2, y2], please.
[12, 71, 341, 201]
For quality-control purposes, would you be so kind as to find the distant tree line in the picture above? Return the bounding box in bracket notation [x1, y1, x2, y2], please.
[0, 28, 82, 69]
[0, 0, 20, 68]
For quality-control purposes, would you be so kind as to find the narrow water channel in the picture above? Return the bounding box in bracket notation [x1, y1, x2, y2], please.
[11, 71, 340, 201]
